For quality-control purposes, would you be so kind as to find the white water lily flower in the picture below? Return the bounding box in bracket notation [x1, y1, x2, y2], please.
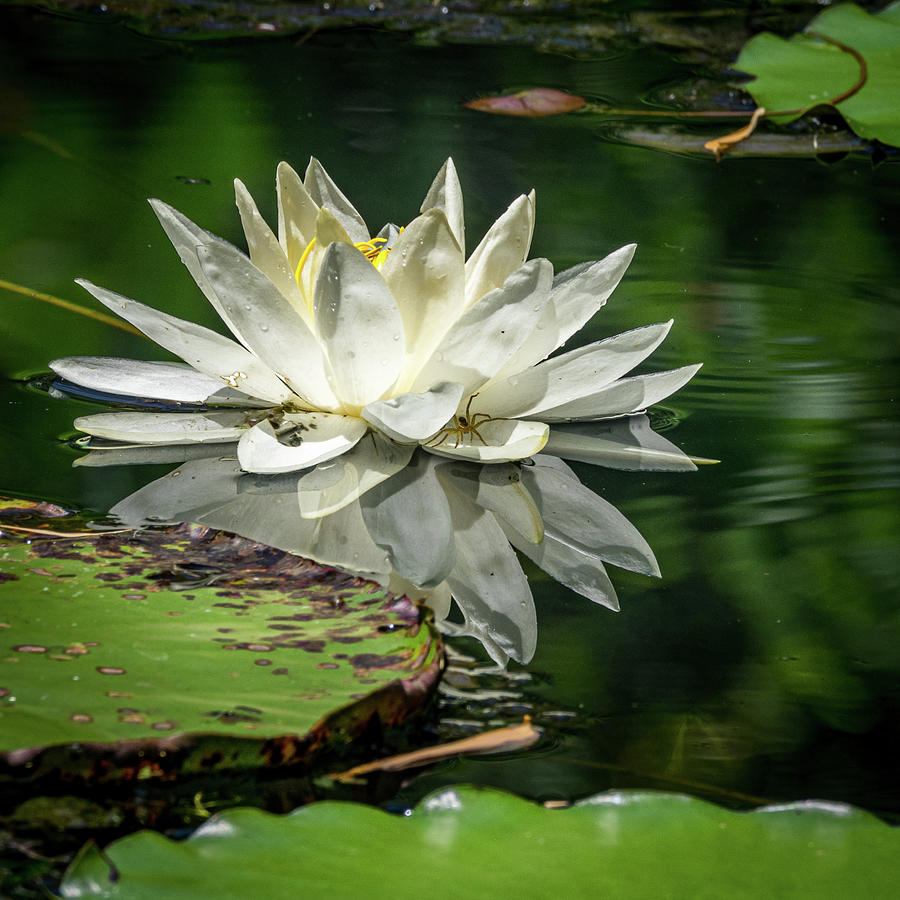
[51, 157, 700, 479]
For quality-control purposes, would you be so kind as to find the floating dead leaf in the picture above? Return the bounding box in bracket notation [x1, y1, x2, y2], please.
[464, 88, 585, 118]
[704, 106, 767, 161]
[330, 716, 541, 780]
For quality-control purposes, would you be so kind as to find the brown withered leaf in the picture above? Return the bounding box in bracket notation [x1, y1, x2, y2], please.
[465, 88, 586, 118]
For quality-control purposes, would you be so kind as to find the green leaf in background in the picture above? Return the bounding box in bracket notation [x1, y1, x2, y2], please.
[736, 2, 900, 147]
[60, 785, 900, 899]
[0, 500, 441, 783]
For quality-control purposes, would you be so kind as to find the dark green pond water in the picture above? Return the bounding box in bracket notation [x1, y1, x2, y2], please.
[1, 2, 898, 847]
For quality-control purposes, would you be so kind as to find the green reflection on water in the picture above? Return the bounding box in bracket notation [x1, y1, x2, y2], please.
[1, 9, 898, 820]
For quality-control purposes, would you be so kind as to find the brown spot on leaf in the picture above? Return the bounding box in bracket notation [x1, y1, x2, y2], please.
[71, 713, 93, 723]
[151, 721, 175, 731]
[96, 666, 126, 675]
[13, 644, 47, 653]
[254, 659, 272, 666]
[350, 653, 405, 670]
[122, 593, 147, 600]
[272, 667, 289, 676]
[106, 690, 133, 698]
[317, 663, 340, 670]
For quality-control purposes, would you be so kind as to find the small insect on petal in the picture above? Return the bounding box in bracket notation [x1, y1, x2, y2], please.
[464, 88, 586, 118]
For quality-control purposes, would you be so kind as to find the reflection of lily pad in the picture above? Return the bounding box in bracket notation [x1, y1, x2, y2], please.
[61, 786, 900, 898]
[736, 3, 900, 147]
[0, 501, 441, 783]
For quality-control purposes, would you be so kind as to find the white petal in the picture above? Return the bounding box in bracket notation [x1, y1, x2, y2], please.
[297, 433, 414, 518]
[380, 209, 465, 389]
[537, 364, 703, 422]
[76, 279, 292, 405]
[492, 244, 636, 379]
[444, 486, 537, 664]
[301, 499, 391, 580]
[359, 454, 455, 589]
[276, 160, 319, 269]
[74, 410, 256, 445]
[237, 413, 367, 474]
[543, 415, 698, 472]
[425, 418, 548, 463]
[521, 460, 659, 577]
[313, 241, 405, 409]
[464, 191, 535, 308]
[476, 321, 674, 419]
[361, 382, 464, 443]
[234, 178, 310, 326]
[419, 158, 465, 255]
[303, 157, 369, 243]
[504, 522, 621, 611]
[49, 357, 264, 407]
[74, 444, 231, 467]
[389, 575, 453, 622]
[297, 207, 355, 304]
[436, 460, 543, 544]
[196, 240, 339, 410]
[409, 258, 553, 397]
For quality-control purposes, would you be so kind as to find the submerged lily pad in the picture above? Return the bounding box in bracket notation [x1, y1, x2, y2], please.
[736, 3, 900, 147]
[0, 500, 441, 783]
[61, 786, 900, 898]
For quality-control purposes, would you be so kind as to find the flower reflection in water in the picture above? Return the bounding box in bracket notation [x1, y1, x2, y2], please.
[74, 415, 702, 665]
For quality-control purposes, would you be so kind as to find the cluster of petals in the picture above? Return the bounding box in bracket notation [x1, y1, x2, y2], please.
[50, 158, 700, 485]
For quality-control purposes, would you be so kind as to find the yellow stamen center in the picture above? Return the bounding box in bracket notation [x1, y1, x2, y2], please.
[293, 230, 403, 284]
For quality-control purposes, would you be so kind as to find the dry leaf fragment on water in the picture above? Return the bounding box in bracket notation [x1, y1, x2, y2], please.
[464, 88, 586, 117]
[330, 717, 542, 780]
[704, 107, 767, 161]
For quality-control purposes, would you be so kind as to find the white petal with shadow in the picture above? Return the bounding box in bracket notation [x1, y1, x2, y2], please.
[361, 382, 464, 443]
[425, 418, 548, 463]
[74, 410, 256, 445]
[234, 178, 309, 325]
[237, 413, 367, 474]
[313, 241, 405, 408]
[196, 240, 338, 410]
[303, 157, 369, 243]
[476, 322, 674, 419]
[76, 279, 292, 405]
[409, 258, 553, 397]
[537, 364, 702, 422]
[49, 357, 263, 407]
[464, 192, 535, 308]
[492, 244, 636, 379]
[276, 161, 319, 269]
[419, 158, 465, 256]
[297, 433, 414, 518]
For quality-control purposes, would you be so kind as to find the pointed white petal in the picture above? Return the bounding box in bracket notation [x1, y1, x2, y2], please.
[313, 241, 405, 408]
[74, 410, 256, 445]
[234, 178, 310, 326]
[76, 279, 293, 405]
[237, 413, 367, 474]
[303, 157, 369, 243]
[436, 460, 543, 544]
[419, 158, 465, 255]
[380, 209, 465, 388]
[196, 240, 338, 410]
[276, 160, 319, 269]
[360, 454, 455, 589]
[521, 460, 660, 577]
[544, 415, 698, 472]
[504, 522, 621, 611]
[297, 433, 414, 518]
[464, 192, 535, 308]
[493, 244, 636, 379]
[361, 382, 464, 443]
[425, 418, 548, 463]
[444, 486, 537, 664]
[537, 364, 703, 422]
[296, 207, 355, 304]
[74, 444, 232, 467]
[409, 258, 553, 397]
[49, 357, 264, 407]
[476, 321, 674, 419]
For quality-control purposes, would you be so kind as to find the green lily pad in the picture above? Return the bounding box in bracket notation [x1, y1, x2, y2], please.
[736, 3, 900, 147]
[0, 500, 441, 783]
[61, 786, 900, 898]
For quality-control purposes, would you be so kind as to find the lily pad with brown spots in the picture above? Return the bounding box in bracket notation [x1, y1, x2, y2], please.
[0, 499, 442, 784]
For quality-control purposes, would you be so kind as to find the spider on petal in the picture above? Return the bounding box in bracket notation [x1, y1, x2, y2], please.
[425, 394, 508, 449]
